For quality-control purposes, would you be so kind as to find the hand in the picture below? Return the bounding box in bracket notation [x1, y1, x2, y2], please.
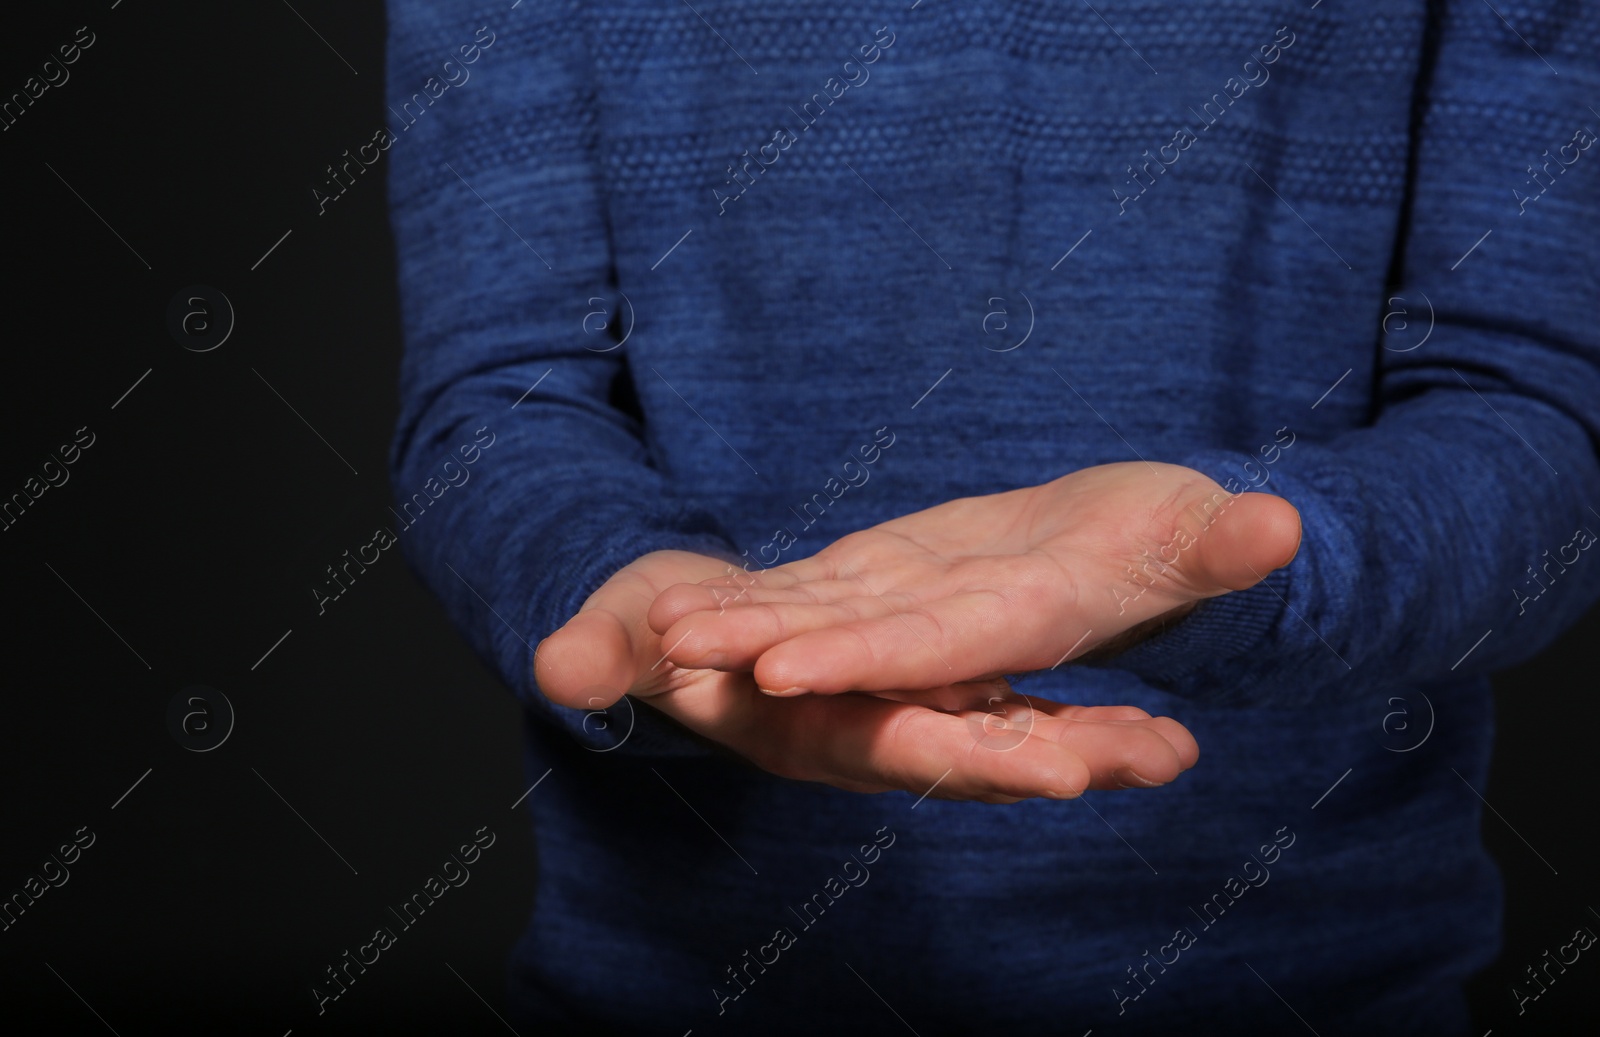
[534, 550, 1199, 801]
[646, 462, 1300, 695]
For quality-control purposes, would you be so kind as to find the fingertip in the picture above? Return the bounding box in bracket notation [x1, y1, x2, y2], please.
[1199, 491, 1303, 591]
[1149, 716, 1201, 770]
[664, 612, 761, 671]
[1279, 500, 1304, 567]
[752, 648, 812, 696]
[1258, 494, 1303, 570]
[1041, 760, 1091, 800]
[534, 611, 631, 709]
[531, 630, 572, 703]
[755, 626, 888, 695]
[1136, 746, 1185, 786]
[645, 583, 706, 635]
[1122, 723, 1188, 784]
[1054, 717, 1186, 788]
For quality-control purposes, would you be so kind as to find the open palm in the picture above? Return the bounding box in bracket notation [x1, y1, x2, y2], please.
[535, 548, 1201, 800]
[647, 462, 1301, 696]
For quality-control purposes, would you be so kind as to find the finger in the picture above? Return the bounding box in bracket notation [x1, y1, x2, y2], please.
[1133, 714, 1201, 770]
[658, 595, 901, 671]
[960, 710, 1193, 788]
[859, 682, 1157, 725]
[1005, 701, 1190, 762]
[646, 571, 801, 634]
[860, 684, 1152, 726]
[801, 681, 1195, 782]
[653, 681, 1094, 801]
[864, 688, 1194, 776]
[1065, 711, 1199, 771]
[784, 695, 1095, 800]
[534, 567, 666, 709]
[534, 608, 636, 710]
[1186, 492, 1302, 592]
[864, 689, 1179, 771]
[1040, 713, 1198, 777]
[751, 590, 1060, 694]
[1030, 701, 1154, 723]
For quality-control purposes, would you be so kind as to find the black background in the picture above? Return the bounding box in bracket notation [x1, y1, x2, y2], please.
[0, 2, 1595, 1033]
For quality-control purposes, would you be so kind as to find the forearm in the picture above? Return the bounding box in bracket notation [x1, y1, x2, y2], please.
[385, 0, 737, 752]
[1106, 392, 1600, 704]
[1096, 0, 1600, 704]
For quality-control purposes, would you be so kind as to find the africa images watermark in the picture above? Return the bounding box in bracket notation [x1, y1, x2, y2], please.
[1511, 521, 1595, 616]
[312, 425, 496, 615]
[712, 825, 897, 1016]
[740, 425, 896, 572]
[0, 25, 96, 134]
[1512, 912, 1597, 1016]
[1113, 24, 1297, 215]
[312, 25, 498, 217]
[1, 826, 96, 933]
[1113, 427, 1296, 615]
[1, 425, 96, 534]
[1513, 123, 1596, 216]
[1113, 826, 1296, 1015]
[311, 826, 497, 1015]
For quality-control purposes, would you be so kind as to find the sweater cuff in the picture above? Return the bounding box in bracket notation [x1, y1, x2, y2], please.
[1098, 564, 1290, 700]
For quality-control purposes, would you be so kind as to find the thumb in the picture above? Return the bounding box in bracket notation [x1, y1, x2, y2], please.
[534, 605, 643, 710]
[534, 550, 737, 709]
[1187, 491, 1302, 592]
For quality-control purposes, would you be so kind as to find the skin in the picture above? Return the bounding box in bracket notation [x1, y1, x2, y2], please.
[537, 462, 1300, 803]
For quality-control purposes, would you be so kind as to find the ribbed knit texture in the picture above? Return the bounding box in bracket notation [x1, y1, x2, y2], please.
[384, 2, 1600, 1033]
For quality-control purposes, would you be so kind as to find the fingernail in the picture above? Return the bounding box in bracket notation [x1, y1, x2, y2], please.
[758, 686, 808, 697]
[1113, 768, 1166, 788]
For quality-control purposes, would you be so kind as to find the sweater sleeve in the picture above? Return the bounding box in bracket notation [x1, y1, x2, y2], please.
[384, 1, 736, 753]
[1101, 1, 1600, 706]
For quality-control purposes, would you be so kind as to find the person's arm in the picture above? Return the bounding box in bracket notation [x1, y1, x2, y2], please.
[385, 3, 734, 753]
[1108, 0, 1600, 704]
[649, 2, 1600, 708]
[384, 3, 1202, 795]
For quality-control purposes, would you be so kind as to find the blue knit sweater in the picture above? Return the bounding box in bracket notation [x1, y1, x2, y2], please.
[384, 2, 1600, 1033]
